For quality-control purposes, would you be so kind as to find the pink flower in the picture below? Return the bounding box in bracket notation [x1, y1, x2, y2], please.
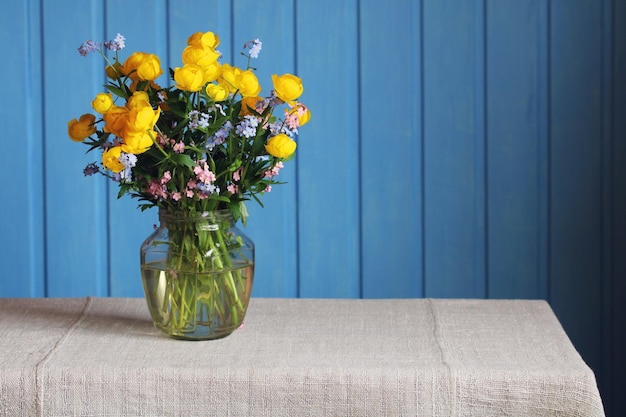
[156, 133, 168, 146]
[193, 160, 216, 184]
[264, 161, 284, 178]
[284, 109, 300, 130]
[233, 167, 242, 182]
[161, 171, 171, 184]
[264, 185, 272, 193]
[147, 179, 167, 199]
[171, 192, 182, 201]
[173, 141, 185, 153]
[227, 184, 238, 194]
[185, 188, 195, 198]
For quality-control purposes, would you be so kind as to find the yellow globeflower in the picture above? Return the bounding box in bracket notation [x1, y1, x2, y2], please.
[187, 31, 220, 49]
[121, 52, 146, 79]
[122, 130, 154, 155]
[297, 106, 311, 127]
[287, 105, 311, 127]
[202, 61, 222, 83]
[102, 106, 130, 138]
[135, 53, 163, 81]
[121, 52, 162, 81]
[105, 62, 123, 79]
[174, 64, 206, 92]
[68, 113, 96, 142]
[126, 106, 160, 134]
[272, 73, 304, 102]
[236, 69, 262, 97]
[102, 145, 124, 172]
[206, 83, 229, 102]
[182, 44, 220, 70]
[265, 134, 296, 159]
[218, 63, 241, 93]
[239, 96, 262, 117]
[91, 93, 113, 114]
[126, 91, 151, 110]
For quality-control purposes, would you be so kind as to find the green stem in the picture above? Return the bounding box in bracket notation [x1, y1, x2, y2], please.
[150, 128, 169, 158]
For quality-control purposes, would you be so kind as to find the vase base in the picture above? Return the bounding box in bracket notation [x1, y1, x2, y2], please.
[162, 331, 235, 341]
[152, 322, 242, 341]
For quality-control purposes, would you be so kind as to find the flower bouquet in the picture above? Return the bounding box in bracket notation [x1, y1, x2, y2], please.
[68, 31, 310, 339]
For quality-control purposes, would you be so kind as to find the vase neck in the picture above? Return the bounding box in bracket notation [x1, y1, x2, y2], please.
[158, 209, 234, 226]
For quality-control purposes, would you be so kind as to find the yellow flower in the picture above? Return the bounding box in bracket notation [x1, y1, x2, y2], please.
[236, 69, 262, 97]
[122, 130, 154, 154]
[105, 62, 123, 79]
[182, 44, 220, 71]
[265, 134, 296, 159]
[272, 73, 303, 102]
[91, 93, 113, 114]
[126, 106, 160, 134]
[239, 96, 262, 117]
[102, 145, 124, 172]
[218, 63, 241, 93]
[174, 64, 205, 92]
[135, 53, 163, 81]
[102, 106, 130, 137]
[202, 61, 222, 83]
[121, 52, 146, 79]
[187, 31, 220, 49]
[67, 114, 96, 142]
[297, 106, 311, 127]
[122, 52, 163, 81]
[206, 83, 229, 102]
[287, 104, 311, 127]
[126, 91, 151, 110]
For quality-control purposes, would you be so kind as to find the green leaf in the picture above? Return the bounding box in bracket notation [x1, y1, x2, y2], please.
[105, 84, 128, 99]
[169, 153, 195, 167]
[228, 160, 242, 172]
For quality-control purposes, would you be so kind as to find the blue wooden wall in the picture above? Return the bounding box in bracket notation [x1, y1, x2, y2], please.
[0, 1, 624, 415]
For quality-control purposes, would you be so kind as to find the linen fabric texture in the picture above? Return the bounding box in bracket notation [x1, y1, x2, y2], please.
[0, 297, 605, 416]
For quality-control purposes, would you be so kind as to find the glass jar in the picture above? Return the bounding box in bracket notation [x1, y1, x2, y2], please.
[140, 209, 254, 340]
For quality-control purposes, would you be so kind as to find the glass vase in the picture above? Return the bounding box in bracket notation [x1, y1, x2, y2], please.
[140, 209, 254, 340]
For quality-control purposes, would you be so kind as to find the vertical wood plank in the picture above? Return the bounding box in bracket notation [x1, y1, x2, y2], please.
[549, 0, 604, 387]
[486, 0, 549, 299]
[44, 0, 109, 297]
[105, 0, 168, 297]
[600, 0, 616, 413]
[610, 0, 626, 414]
[167, 0, 233, 65]
[0, 1, 45, 296]
[423, 0, 487, 298]
[360, 0, 423, 298]
[231, 0, 299, 297]
[295, 0, 361, 298]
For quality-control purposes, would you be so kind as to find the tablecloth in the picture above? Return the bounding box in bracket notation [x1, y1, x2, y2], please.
[0, 297, 605, 416]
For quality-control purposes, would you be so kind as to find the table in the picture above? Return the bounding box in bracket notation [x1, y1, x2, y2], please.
[0, 297, 605, 416]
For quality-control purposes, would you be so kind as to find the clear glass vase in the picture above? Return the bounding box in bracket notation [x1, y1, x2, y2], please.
[140, 209, 254, 340]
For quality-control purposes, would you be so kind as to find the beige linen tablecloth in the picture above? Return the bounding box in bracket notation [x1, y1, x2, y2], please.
[0, 297, 605, 416]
